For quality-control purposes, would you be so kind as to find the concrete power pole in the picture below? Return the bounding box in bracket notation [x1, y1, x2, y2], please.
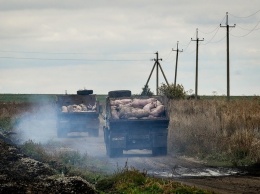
[191, 29, 204, 100]
[220, 12, 236, 101]
[145, 52, 169, 95]
[172, 41, 183, 89]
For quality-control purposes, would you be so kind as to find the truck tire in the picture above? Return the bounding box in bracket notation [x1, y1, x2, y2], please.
[108, 90, 131, 98]
[77, 90, 93, 95]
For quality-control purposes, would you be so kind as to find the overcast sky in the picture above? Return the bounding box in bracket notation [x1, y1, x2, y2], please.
[0, 0, 259, 95]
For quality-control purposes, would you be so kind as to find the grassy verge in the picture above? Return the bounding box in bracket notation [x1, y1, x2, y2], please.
[168, 97, 260, 166]
[20, 140, 109, 184]
[96, 167, 212, 194]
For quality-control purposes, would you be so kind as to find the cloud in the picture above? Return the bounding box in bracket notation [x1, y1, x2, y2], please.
[0, 0, 259, 95]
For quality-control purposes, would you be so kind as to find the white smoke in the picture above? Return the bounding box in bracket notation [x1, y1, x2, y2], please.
[14, 104, 57, 144]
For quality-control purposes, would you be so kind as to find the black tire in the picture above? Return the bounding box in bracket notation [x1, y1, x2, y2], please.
[77, 90, 93, 95]
[108, 90, 131, 98]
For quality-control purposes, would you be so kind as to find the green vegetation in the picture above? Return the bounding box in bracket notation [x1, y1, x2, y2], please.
[140, 85, 154, 96]
[158, 83, 186, 99]
[96, 167, 212, 194]
[20, 140, 108, 184]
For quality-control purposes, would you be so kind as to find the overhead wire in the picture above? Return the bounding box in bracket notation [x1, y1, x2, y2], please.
[229, 10, 260, 18]
[0, 56, 150, 61]
[0, 50, 153, 55]
[199, 15, 226, 34]
[230, 21, 260, 37]
[236, 24, 260, 31]
[201, 26, 221, 45]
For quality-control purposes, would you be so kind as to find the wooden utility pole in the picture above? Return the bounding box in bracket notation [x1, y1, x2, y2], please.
[172, 41, 183, 89]
[191, 28, 204, 100]
[220, 12, 236, 101]
[145, 52, 169, 95]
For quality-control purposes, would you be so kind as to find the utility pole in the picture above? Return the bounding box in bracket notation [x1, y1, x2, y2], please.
[191, 28, 204, 100]
[220, 12, 236, 101]
[172, 41, 183, 89]
[145, 52, 169, 95]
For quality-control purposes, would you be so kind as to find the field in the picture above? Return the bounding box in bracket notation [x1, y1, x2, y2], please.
[168, 97, 260, 166]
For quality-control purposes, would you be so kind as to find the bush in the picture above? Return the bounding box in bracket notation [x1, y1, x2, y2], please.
[140, 85, 154, 96]
[158, 83, 186, 99]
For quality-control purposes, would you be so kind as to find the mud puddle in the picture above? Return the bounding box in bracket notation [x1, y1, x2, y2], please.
[147, 166, 243, 178]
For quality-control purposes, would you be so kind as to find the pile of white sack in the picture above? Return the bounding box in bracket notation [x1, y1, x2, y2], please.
[110, 98, 165, 119]
[61, 103, 96, 113]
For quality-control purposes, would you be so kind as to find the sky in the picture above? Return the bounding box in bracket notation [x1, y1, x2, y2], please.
[0, 0, 259, 95]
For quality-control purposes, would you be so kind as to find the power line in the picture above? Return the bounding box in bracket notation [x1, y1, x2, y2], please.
[231, 21, 260, 37]
[236, 24, 260, 31]
[0, 50, 153, 55]
[199, 16, 226, 34]
[0, 56, 149, 61]
[229, 10, 260, 18]
[201, 26, 221, 45]
[182, 40, 192, 52]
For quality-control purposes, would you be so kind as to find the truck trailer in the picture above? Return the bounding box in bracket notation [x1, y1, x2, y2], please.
[56, 90, 101, 137]
[103, 90, 169, 157]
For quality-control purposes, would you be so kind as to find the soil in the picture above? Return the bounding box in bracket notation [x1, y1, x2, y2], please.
[0, 133, 97, 194]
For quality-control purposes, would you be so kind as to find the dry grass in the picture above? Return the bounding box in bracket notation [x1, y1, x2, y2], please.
[168, 97, 260, 165]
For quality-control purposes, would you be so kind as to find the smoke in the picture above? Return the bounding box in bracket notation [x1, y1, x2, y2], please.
[14, 103, 57, 144]
[12, 100, 106, 159]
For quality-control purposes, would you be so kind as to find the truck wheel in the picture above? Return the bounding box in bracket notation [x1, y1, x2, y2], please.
[108, 90, 131, 98]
